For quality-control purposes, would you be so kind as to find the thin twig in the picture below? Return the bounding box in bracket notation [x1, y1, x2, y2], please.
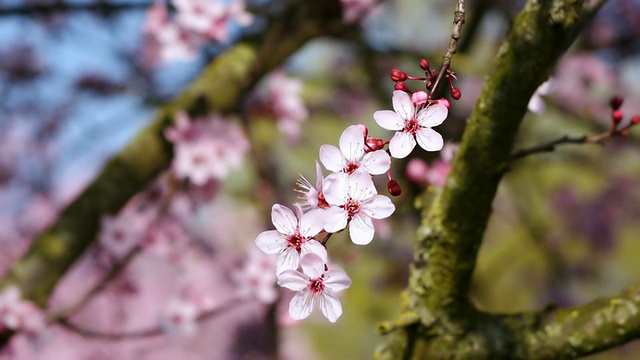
[429, 0, 465, 96]
[57, 297, 250, 341]
[511, 122, 636, 159]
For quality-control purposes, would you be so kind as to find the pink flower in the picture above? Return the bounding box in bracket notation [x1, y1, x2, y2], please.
[277, 253, 351, 323]
[322, 171, 395, 245]
[255, 204, 328, 273]
[143, 1, 168, 35]
[99, 210, 148, 259]
[235, 248, 278, 304]
[374, 90, 448, 158]
[160, 297, 200, 336]
[166, 112, 250, 185]
[0, 286, 45, 335]
[319, 125, 391, 176]
[295, 161, 328, 210]
[528, 78, 555, 115]
[155, 23, 201, 62]
[266, 71, 309, 141]
[173, 0, 253, 43]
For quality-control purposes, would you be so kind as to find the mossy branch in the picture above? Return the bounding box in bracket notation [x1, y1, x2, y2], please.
[376, 0, 610, 358]
[0, 0, 341, 339]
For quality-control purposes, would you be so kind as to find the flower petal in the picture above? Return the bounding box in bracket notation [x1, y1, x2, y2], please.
[319, 290, 343, 323]
[323, 206, 348, 233]
[339, 125, 365, 163]
[319, 145, 344, 173]
[300, 253, 326, 278]
[288, 290, 316, 320]
[361, 150, 391, 175]
[392, 90, 414, 120]
[299, 209, 325, 237]
[277, 248, 301, 273]
[362, 195, 395, 219]
[416, 127, 444, 152]
[348, 214, 375, 245]
[301, 240, 328, 263]
[416, 103, 448, 127]
[271, 204, 297, 235]
[324, 268, 352, 292]
[388, 131, 416, 159]
[322, 172, 349, 206]
[255, 230, 287, 254]
[347, 169, 377, 201]
[373, 110, 404, 131]
[277, 270, 309, 291]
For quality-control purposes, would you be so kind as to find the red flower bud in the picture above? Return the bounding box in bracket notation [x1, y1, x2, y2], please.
[631, 116, 640, 125]
[610, 95, 623, 110]
[387, 179, 402, 196]
[390, 69, 408, 82]
[394, 81, 409, 92]
[365, 137, 385, 152]
[419, 59, 430, 70]
[450, 87, 461, 100]
[612, 110, 623, 123]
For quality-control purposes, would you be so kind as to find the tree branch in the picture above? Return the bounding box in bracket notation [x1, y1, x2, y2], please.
[429, 0, 465, 97]
[376, 0, 609, 358]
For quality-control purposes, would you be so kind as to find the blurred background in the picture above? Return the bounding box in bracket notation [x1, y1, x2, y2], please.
[0, 0, 639, 358]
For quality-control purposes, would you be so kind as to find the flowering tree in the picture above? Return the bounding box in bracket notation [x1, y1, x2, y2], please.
[1, 0, 640, 358]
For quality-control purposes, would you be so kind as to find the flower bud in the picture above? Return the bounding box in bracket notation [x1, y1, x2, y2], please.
[632, 116, 640, 125]
[365, 137, 385, 152]
[450, 87, 461, 100]
[610, 95, 623, 110]
[394, 81, 409, 92]
[387, 179, 402, 196]
[411, 91, 429, 106]
[436, 98, 451, 109]
[390, 69, 408, 82]
[419, 59, 430, 70]
[612, 110, 623, 124]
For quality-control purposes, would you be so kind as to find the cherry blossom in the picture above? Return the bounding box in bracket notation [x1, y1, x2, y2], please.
[0, 286, 45, 335]
[266, 71, 309, 141]
[160, 297, 200, 336]
[166, 112, 250, 185]
[277, 253, 351, 323]
[322, 170, 395, 245]
[235, 248, 278, 304]
[255, 204, 328, 273]
[99, 210, 149, 259]
[373, 90, 448, 158]
[320, 125, 391, 176]
[295, 161, 328, 210]
[528, 78, 555, 115]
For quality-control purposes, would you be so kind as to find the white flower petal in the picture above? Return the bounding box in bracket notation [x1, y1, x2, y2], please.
[323, 206, 348, 233]
[255, 230, 287, 254]
[392, 90, 414, 120]
[319, 144, 345, 173]
[416, 127, 444, 152]
[348, 215, 375, 245]
[347, 170, 377, 201]
[362, 195, 395, 219]
[373, 110, 404, 131]
[299, 209, 325, 237]
[361, 150, 391, 175]
[319, 290, 343, 323]
[277, 270, 309, 291]
[388, 131, 416, 159]
[322, 172, 349, 206]
[301, 240, 328, 262]
[324, 268, 352, 292]
[300, 253, 326, 278]
[288, 290, 316, 320]
[416, 103, 448, 127]
[277, 248, 301, 273]
[271, 204, 298, 235]
[339, 125, 365, 163]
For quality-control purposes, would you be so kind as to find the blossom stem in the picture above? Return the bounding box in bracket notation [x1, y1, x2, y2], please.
[428, 0, 465, 97]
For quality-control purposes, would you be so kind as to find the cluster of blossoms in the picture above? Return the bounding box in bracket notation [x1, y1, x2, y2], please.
[143, 0, 253, 63]
[255, 60, 454, 322]
[0, 286, 45, 336]
[263, 71, 309, 142]
[165, 111, 250, 186]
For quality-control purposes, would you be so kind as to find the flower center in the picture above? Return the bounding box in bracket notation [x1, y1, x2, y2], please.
[403, 119, 421, 135]
[344, 162, 359, 174]
[286, 233, 304, 252]
[344, 198, 360, 220]
[309, 278, 325, 294]
[317, 192, 329, 208]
